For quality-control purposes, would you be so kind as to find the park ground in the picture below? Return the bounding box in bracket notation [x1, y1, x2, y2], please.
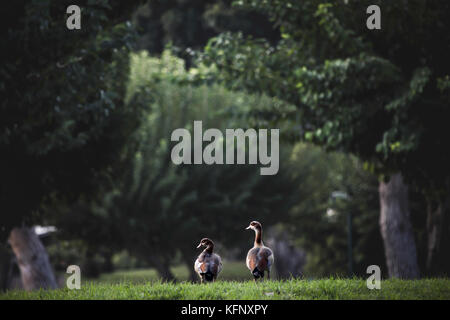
[1, 262, 449, 300]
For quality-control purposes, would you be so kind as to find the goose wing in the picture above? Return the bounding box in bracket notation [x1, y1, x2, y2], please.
[246, 247, 259, 271]
[246, 247, 273, 272]
[259, 247, 274, 271]
[195, 253, 222, 276]
[209, 253, 222, 276]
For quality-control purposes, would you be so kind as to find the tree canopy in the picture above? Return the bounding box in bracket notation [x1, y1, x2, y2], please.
[0, 0, 145, 240]
[199, 0, 450, 199]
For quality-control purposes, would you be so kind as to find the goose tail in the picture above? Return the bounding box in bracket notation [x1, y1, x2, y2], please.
[252, 267, 264, 279]
[204, 271, 214, 282]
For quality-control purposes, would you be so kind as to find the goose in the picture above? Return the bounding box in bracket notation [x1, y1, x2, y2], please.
[194, 238, 223, 283]
[245, 221, 274, 280]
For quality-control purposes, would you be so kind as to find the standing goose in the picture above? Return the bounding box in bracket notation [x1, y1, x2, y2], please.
[245, 221, 274, 280]
[194, 238, 223, 283]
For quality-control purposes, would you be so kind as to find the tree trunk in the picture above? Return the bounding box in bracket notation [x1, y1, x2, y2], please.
[426, 196, 449, 275]
[379, 173, 420, 279]
[0, 245, 10, 291]
[102, 250, 114, 273]
[84, 249, 100, 278]
[266, 234, 306, 279]
[182, 253, 198, 283]
[152, 257, 175, 282]
[8, 227, 57, 290]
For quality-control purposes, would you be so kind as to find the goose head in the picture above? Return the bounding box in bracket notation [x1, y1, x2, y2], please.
[245, 221, 262, 231]
[197, 238, 214, 249]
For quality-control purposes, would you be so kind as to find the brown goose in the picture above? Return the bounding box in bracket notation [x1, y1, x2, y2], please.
[194, 238, 223, 283]
[245, 221, 274, 280]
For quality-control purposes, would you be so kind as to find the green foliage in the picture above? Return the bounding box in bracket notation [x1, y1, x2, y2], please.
[199, 0, 450, 198]
[119, 51, 298, 271]
[132, 0, 279, 64]
[284, 143, 383, 277]
[55, 49, 389, 279]
[2, 278, 450, 300]
[111, 250, 149, 270]
[58, 51, 299, 278]
[47, 239, 114, 277]
[0, 1, 145, 240]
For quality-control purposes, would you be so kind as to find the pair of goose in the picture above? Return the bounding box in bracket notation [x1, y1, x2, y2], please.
[194, 221, 274, 283]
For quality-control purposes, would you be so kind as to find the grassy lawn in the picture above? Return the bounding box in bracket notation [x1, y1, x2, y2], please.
[1, 262, 449, 300]
[1, 278, 449, 300]
[92, 261, 251, 284]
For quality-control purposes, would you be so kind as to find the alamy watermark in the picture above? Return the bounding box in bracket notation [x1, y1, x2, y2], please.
[171, 121, 279, 175]
[66, 265, 81, 289]
[366, 5, 381, 30]
[366, 265, 381, 290]
[66, 5, 81, 30]
[65, 4, 380, 31]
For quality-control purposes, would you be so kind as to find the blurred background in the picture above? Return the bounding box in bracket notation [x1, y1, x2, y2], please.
[1, 0, 449, 290]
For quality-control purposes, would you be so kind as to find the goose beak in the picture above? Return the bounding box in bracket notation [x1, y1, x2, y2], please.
[196, 243, 202, 249]
[245, 226, 251, 230]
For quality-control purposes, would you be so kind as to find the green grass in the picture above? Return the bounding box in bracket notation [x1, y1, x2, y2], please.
[1, 277, 449, 300]
[2, 262, 449, 300]
[91, 261, 251, 284]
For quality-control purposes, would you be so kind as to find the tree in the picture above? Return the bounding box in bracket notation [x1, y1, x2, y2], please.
[132, 0, 279, 67]
[57, 51, 298, 281]
[0, 0, 144, 289]
[198, 0, 450, 277]
[282, 143, 386, 277]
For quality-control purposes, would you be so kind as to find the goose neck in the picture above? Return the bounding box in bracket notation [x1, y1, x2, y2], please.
[254, 227, 263, 247]
[203, 245, 214, 254]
